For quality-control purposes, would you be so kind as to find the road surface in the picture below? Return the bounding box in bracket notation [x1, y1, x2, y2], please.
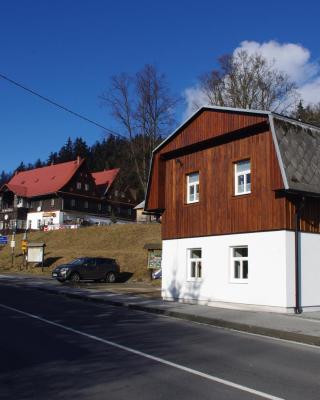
[0, 283, 319, 399]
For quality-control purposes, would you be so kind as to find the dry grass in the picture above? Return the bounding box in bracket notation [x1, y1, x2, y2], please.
[0, 224, 161, 281]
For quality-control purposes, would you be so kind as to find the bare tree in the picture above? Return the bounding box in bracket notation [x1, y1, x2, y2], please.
[194, 50, 299, 114]
[101, 65, 179, 195]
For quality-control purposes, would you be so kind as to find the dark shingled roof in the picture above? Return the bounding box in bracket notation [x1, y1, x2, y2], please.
[272, 116, 320, 195]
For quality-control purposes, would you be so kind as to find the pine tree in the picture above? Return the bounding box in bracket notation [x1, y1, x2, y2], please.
[58, 137, 74, 162]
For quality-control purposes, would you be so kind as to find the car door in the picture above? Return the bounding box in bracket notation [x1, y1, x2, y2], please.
[96, 258, 109, 279]
[84, 258, 98, 280]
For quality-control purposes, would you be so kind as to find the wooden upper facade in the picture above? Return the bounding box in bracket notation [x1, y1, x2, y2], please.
[146, 107, 320, 240]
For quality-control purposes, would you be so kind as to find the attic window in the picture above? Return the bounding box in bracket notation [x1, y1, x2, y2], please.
[20, 180, 25, 184]
[186, 172, 199, 204]
[235, 160, 251, 195]
[34, 178, 39, 183]
[51, 176, 56, 180]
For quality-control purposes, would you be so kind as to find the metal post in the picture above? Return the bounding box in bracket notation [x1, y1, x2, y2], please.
[294, 197, 305, 314]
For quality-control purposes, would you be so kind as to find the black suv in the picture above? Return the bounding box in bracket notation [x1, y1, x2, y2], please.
[52, 257, 119, 283]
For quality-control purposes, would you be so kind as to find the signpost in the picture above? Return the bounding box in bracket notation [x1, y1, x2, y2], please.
[0, 236, 8, 245]
[143, 243, 162, 280]
[10, 233, 16, 268]
[0, 235, 8, 254]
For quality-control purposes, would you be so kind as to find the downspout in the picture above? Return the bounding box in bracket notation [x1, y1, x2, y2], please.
[294, 196, 305, 314]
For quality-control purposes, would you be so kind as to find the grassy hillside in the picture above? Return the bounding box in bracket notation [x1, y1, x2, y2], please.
[0, 224, 161, 281]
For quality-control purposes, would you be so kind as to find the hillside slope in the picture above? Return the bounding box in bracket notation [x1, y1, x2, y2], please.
[0, 224, 161, 281]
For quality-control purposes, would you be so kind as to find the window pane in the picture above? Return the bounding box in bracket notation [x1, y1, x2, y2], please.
[195, 184, 199, 201]
[236, 160, 250, 173]
[234, 261, 240, 278]
[188, 173, 199, 184]
[190, 249, 201, 258]
[197, 261, 202, 278]
[233, 247, 248, 257]
[189, 186, 194, 195]
[237, 175, 244, 193]
[243, 260, 248, 279]
[246, 173, 251, 192]
[191, 261, 196, 277]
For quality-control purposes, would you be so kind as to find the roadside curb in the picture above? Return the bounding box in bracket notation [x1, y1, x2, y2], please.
[6, 281, 320, 347]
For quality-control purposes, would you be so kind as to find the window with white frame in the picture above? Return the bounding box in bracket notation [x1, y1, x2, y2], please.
[230, 246, 248, 282]
[186, 172, 199, 204]
[51, 198, 55, 206]
[98, 203, 102, 211]
[85, 183, 89, 191]
[84, 201, 89, 209]
[71, 199, 76, 207]
[76, 182, 82, 190]
[235, 160, 251, 195]
[188, 248, 202, 280]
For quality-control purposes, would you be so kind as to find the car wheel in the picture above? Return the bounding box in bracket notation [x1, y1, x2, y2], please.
[105, 272, 116, 283]
[70, 272, 80, 283]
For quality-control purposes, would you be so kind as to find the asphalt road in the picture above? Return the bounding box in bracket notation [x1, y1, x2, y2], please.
[0, 284, 320, 400]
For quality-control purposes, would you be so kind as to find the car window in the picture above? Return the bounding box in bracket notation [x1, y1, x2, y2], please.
[70, 258, 86, 265]
[86, 259, 96, 267]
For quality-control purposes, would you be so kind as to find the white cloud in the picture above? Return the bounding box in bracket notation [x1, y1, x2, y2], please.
[183, 86, 207, 120]
[235, 40, 318, 84]
[183, 40, 320, 118]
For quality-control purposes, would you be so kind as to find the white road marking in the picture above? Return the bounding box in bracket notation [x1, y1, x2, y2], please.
[0, 303, 285, 400]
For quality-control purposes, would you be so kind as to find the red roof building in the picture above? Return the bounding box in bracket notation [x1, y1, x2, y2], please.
[0, 159, 136, 232]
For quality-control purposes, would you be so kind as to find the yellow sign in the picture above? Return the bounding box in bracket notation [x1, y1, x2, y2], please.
[21, 240, 28, 251]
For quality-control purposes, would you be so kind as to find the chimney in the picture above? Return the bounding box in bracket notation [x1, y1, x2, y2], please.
[77, 156, 81, 165]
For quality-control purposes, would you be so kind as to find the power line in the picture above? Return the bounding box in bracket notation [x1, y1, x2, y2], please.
[0, 72, 126, 139]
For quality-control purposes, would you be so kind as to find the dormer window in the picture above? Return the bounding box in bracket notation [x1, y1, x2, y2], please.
[76, 182, 82, 190]
[85, 183, 89, 191]
[186, 172, 199, 204]
[235, 160, 251, 195]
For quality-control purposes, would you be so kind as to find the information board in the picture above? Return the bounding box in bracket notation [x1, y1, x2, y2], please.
[147, 249, 162, 269]
[27, 247, 44, 263]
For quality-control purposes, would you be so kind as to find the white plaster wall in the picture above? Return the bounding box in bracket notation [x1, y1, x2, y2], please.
[285, 231, 295, 308]
[27, 211, 61, 230]
[162, 231, 289, 309]
[300, 232, 320, 308]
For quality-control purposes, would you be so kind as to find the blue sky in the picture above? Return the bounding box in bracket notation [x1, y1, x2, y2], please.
[0, 0, 319, 172]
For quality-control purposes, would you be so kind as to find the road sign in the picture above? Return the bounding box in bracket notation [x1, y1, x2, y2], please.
[10, 240, 16, 248]
[0, 236, 8, 245]
[21, 240, 28, 251]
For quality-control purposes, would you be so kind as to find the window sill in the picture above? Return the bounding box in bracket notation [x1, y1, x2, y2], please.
[232, 193, 252, 199]
[187, 278, 203, 283]
[229, 279, 248, 284]
[184, 201, 200, 207]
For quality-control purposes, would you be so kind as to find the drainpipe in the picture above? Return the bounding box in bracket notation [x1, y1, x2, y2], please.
[294, 196, 305, 314]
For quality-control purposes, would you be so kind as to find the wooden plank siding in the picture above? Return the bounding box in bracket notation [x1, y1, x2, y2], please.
[147, 108, 320, 239]
[146, 110, 268, 211]
[285, 197, 320, 233]
[161, 129, 286, 239]
[146, 109, 289, 240]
